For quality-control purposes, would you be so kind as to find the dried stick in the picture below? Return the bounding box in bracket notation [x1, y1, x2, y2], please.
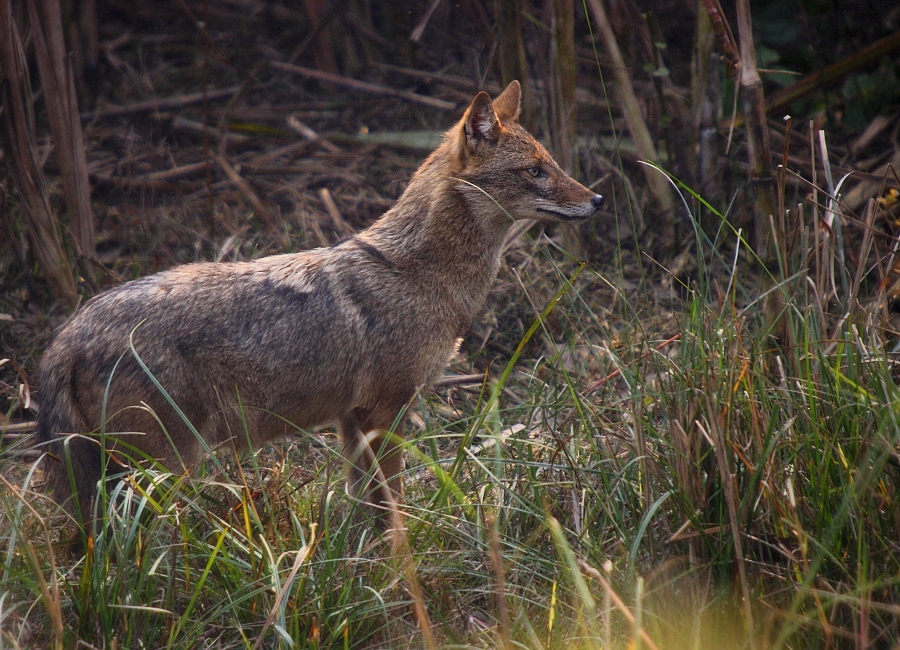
[370, 62, 504, 94]
[410, 0, 443, 43]
[735, 0, 775, 262]
[585, 0, 675, 218]
[0, 421, 37, 433]
[0, 3, 77, 306]
[80, 86, 241, 121]
[318, 188, 354, 237]
[91, 161, 213, 189]
[286, 115, 341, 153]
[214, 155, 278, 232]
[578, 560, 661, 650]
[29, 0, 96, 266]
[432, 374, 487, 388]
[270, 61, 458, 112]
[766, 30, 900, 117]
[170, 115, 249, 145]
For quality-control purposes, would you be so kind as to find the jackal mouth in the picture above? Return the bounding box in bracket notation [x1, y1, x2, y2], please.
[536, 207, 597, 221]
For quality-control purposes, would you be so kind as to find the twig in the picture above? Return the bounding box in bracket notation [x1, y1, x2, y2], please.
[578, 560, 661, 650]
[90, 161, 213, 190]
[214, 155, 278, 232]
[80, 86, 241, 121]
[246, 140, 311, 167]
[318, 188, 354, 237]
[584, 0, 675, 218]
[1, 421, 36, 433]
[242, 164, 363, 185]
[170, 115, 249, 145]
[410, 0, 443, 43]
[370, 62, 606, 108]
[286, 115, 341, 153]
[270, 61, 458, 112]
[432, 374, 488, 388]
[766, 30, 900, 117]
[370, 62, 503, 94]
[582, 333, 681, 394]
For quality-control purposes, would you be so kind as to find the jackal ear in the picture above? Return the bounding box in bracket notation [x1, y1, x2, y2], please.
[463, 91, 501, 147]
[493, 80, 521, 124]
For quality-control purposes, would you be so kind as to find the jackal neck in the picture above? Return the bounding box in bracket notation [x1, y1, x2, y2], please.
[359, 145, 508, 319]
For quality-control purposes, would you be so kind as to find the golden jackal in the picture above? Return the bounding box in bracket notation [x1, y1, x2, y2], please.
[37, 81, 603, 528]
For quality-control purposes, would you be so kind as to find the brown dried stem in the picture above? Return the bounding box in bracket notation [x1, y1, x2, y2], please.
[29, 0, 96, 269]
[270, 61, 457, 112]
[0, 2, 77, 306]
[735, 0, 775, 261]
[585, 0, 676, 219]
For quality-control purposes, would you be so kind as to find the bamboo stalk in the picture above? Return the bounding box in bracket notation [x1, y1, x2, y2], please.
[0, 2, 77, 306]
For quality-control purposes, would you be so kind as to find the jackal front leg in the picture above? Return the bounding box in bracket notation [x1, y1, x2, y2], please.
[340, 409, 405, 529]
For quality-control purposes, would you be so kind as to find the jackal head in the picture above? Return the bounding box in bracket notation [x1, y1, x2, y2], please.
[452, 80, 603, 224]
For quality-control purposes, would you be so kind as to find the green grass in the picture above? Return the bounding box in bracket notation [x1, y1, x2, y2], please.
[4, 170, 900, 648]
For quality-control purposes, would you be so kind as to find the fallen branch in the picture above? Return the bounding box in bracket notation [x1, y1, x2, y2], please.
[80, 86, 242, 122]
[91, 161, 212, 190]
[766, 30, 900, 118]
[270, 62, 458, 112]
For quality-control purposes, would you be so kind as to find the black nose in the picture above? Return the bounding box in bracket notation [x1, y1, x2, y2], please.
[591, 194, 604, 210]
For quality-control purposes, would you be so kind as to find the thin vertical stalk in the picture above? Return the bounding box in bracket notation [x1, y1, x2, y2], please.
[494, 0, 534, 131]
[586, 0, 676, 219]
[29, 0, 96, 272]
[704, 398, 756, 647]
[735, 0, 776, 262]
[0, 2, 77, 305]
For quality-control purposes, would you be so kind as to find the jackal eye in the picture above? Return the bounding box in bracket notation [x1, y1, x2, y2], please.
[527, 166, 546, 178]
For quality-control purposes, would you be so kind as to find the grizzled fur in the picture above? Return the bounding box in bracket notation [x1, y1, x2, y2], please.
[37, 81, 603, 528]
